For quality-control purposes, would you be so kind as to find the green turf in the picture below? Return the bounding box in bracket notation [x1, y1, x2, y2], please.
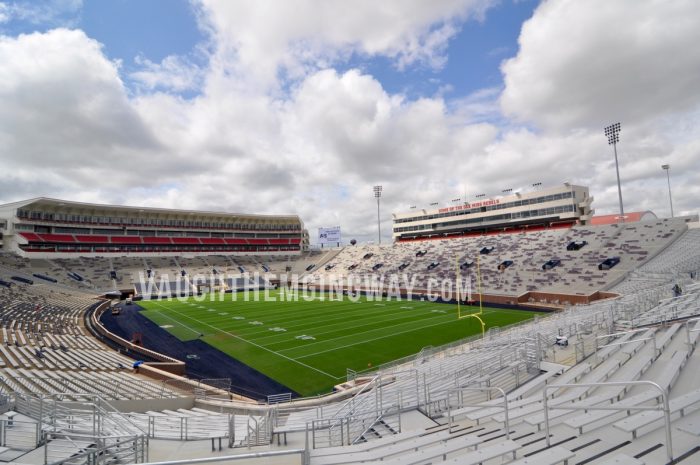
[138, 290, 538, 396]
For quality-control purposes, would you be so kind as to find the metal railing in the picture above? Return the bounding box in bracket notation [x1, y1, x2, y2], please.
[11, 393, 149, 464]
[445, 386, 509, 437]
[542, 380, 673, 461]
[134, 449, 308, 465]
[0, 418, 41, 450]
[44, 432, 148, 465]
[307, 403, 400, 449]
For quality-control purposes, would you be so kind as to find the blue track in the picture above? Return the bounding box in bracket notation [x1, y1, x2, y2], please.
[100, 303, 298, 400]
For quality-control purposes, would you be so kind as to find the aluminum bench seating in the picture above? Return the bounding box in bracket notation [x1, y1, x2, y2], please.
[561, 349, 687, 433]
[676, 416, 700, 436]
[444, 367, 563, 421]
[460, 362, 593, 422]
[491, 356, 627, 424]
[437, 439, 520, 465]
[507, 446, 575, 465]
[309, 426, 440, 458]
[614, 388, 700, 438]
[620, 329, 655, 356]
[311, 431, 482, 465]
[597, 454, 644, 465]
[524, 345, 661, 429]
[501, 350, 646, 426]
[654, 323, 680, 352]
[562, 389, 662, 434]
[594, 330, 637, 362]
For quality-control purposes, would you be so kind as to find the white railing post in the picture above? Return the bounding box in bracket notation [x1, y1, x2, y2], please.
[542, 380, 672, 461]
[446, 386, 508, 438]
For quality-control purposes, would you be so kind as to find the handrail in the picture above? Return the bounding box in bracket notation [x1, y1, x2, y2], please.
[136, 449, 307, 465]
[44, 431, 148, 465]
[595, 327, 649, 341]
[595, 335, 657, 361]
[542, 380, 672, 461]
[327, 373, 381, 424]
[445, 386, 509, 439]
[350, 402, 400, 445]
[46, 393, 147, 436]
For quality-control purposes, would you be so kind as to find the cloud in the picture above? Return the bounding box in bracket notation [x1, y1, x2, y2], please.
[0, 1, 698, 247]
[500, 0, 700, 130]
[0, 29, 160, 174]
[0, 4, 9, 24]
[130, 54, 205, 93]
[494, 0, 700, 221]
[197, 0, 495, 86]
[0, 0, 82, 27]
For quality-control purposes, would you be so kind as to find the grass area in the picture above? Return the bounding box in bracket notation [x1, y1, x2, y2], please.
[138, 290, 538, 396]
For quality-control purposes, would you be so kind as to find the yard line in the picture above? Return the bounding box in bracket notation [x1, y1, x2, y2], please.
[150, 301, 340, 380]
[149, 307, 202, 337]
[268, 309, 454, 349]
[237, 304, 438, 340]
[226, 301, 407, 336]
[293, 316, 473, 360]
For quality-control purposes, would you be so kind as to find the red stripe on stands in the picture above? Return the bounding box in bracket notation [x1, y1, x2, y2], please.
[142, 237, 172, 244]
[224, 238, 247, 245]
[171, 237, 201, 245]
[19, 232, 43, 242]
[200, 238, 225, 245]
[110, 236, 142, 244]
[268, 238, 290, 245]
[75, 235, 109, 243]
[39, 233, 76, 243]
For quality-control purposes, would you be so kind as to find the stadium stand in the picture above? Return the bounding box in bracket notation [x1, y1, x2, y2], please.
[0, 216, 698, 464]
[305, 218, 690, 303]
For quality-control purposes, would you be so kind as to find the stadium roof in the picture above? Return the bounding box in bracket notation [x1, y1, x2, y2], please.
[0, 197, 301, 222]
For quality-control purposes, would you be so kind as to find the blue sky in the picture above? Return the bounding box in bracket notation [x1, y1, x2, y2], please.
[0, 0, 698, 243]
[343, 1, 538, 101]
[2, 0, 539, 104]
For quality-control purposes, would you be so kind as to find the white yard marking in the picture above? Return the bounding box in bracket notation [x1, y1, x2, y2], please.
[150, 301, 338, 380]
[292, 315, 467, 360]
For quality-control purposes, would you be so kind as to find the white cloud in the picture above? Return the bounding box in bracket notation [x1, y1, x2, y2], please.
[0, 0, 82, 27]
[197, 0, 495, 86]
[0, 1, 699, 247]
[130, 54, 205, 93]
[500, 0, 700, 130]
[0, 29, 158, 167]
[495, 0, 700, 221]
[0, 3, 9, 24]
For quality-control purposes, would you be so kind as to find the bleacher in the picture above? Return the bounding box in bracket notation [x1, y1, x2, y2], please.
[306, 218, 689, 298]
[0, 221, 698, 464]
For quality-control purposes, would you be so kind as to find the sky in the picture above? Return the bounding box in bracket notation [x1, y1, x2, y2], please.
[0, 0, 699, 245]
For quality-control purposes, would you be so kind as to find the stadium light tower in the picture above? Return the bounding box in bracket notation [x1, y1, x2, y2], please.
[373, 185, 382, 245]
[604, 122, 624, 223]
[662, 164, 674, 217]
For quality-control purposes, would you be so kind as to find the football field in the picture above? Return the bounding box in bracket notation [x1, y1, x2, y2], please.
[138, 290, 538, 396]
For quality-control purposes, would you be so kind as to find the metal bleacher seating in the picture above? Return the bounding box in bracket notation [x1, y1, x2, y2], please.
[0, 221, 698, 463]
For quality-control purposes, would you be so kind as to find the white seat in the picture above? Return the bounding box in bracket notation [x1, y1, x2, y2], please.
[507, 446, 574, 465]
[596, 453, 644, 465]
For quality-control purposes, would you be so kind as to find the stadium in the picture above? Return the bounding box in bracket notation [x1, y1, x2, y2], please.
[1, 185, 699, 465]
[2, 1, 700, 465]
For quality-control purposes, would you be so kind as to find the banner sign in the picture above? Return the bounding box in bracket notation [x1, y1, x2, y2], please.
[318, 226, 341, 244]
[439, 199, 500, 214]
